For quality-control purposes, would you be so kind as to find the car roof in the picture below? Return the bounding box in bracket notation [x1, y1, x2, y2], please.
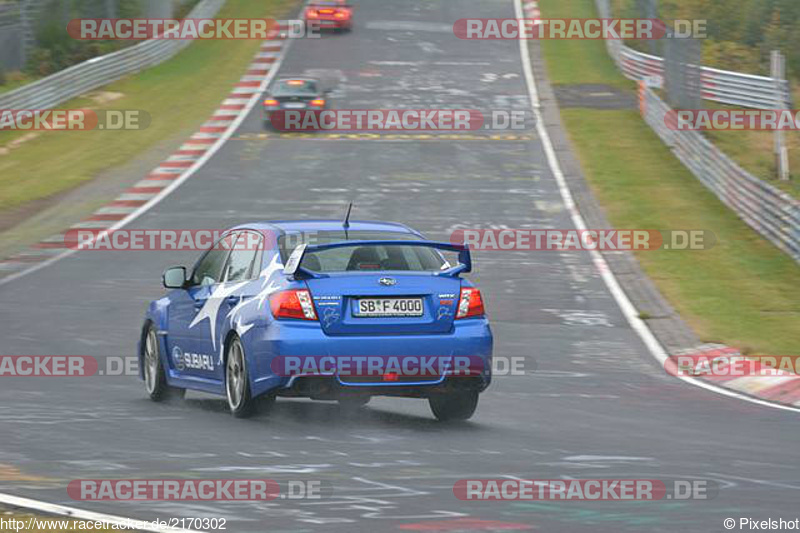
[232, 219, 421, 236]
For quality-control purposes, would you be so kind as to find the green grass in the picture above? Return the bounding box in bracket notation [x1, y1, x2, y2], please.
[0, 0, 296, 212]
[538, 0, 800, 355]
[537, 23, 632, 90]
[0, 72, 38, 95]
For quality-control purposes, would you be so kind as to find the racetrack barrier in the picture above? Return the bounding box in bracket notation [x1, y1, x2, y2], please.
[639, 85, 800, 263]
[590, 0, 800, 265]
[593, 0, 791, 110]
[0, 0, 224, 112]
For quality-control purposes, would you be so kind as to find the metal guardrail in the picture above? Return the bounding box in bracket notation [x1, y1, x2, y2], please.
[594, 0, 791, 109]
[641, 87, 800, 263]
[619, 47, 792, 109]
[592, 0, 800, 265]
[0, 0, 224, 111]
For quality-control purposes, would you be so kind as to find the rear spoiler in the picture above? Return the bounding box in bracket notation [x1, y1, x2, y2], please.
[283, 239, 471, 279]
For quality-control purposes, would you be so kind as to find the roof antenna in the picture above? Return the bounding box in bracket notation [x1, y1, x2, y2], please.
[342, 202, 353, 240]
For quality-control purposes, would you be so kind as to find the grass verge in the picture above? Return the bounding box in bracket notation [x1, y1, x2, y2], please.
[0, 0, 296, 213]
[538, 0, 800, 355]
[0, 72, 39, 95]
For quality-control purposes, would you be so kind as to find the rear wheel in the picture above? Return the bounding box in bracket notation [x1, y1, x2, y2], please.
[429, 391, 479, 421]
[225, 336, 257, 418]
[143, 325, 184, 402]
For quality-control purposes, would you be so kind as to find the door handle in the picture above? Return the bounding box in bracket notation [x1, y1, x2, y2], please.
[226, 295, 241, 306]
[194, 299, 207, 309]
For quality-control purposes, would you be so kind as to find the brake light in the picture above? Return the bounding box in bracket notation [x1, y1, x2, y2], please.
[456, 288, 484, 319]
[270, 290, 317, 320]
[307, 9, 318, 18]
[264, 99, 278, 106]
[310, 99, 326, 107]
[319, 8, 335, 14]
[334, 11, 346, 18]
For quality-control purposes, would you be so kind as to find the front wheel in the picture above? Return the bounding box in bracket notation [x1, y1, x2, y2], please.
[225, 336, 257, 418]
[428, 391, 479, 421]
[143, 325, 185, 402]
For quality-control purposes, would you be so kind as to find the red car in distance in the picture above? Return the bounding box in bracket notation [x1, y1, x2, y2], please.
[304, 0, 353, 32]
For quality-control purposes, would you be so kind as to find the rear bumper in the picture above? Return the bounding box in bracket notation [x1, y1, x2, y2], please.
[279, 375, 486, 400]
[246, 319, 492, 398]
[309, 18, 351, 29]
[263, 108, 328, 130]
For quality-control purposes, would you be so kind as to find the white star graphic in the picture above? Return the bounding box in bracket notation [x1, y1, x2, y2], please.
[189, 281, 248, 350]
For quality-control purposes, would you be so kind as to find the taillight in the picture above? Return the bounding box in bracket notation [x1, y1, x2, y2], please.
[456, 288, 484, 319]
[306, 9, 318, 18]
[310, 99, 326, 107]
[270, 290, 317, 320]
[264, 99, 278, 106]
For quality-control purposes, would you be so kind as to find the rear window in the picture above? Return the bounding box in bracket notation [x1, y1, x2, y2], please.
[272, 80, 318, 97]
[278, 231, 449, 273]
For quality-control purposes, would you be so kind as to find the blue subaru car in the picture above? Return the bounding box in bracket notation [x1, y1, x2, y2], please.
[139, 220, 492, 421]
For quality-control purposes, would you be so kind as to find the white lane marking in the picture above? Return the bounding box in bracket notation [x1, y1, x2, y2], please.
[0, 493, 201, 533]
[0, 37, 293, 288]
[512, 0, 800, 414]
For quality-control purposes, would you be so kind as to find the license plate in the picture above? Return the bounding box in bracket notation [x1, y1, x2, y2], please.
[283, 103, 307, 109]
[355, 298, 423, 317]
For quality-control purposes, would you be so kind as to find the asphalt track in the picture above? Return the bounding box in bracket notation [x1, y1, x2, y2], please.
[1, 0, 799, 531]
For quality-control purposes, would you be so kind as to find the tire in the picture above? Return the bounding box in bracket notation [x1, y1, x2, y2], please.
[143, 325, 185, 402]
[225, 335, 257, 418]
[428, 391, 479, 422]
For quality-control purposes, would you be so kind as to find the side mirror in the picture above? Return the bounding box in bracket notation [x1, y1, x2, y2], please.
[163, 266, 187, 289]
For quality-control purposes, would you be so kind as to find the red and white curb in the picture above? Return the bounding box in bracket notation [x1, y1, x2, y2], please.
[0, 24, 292, 283]
[668, 345, 800, 408]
